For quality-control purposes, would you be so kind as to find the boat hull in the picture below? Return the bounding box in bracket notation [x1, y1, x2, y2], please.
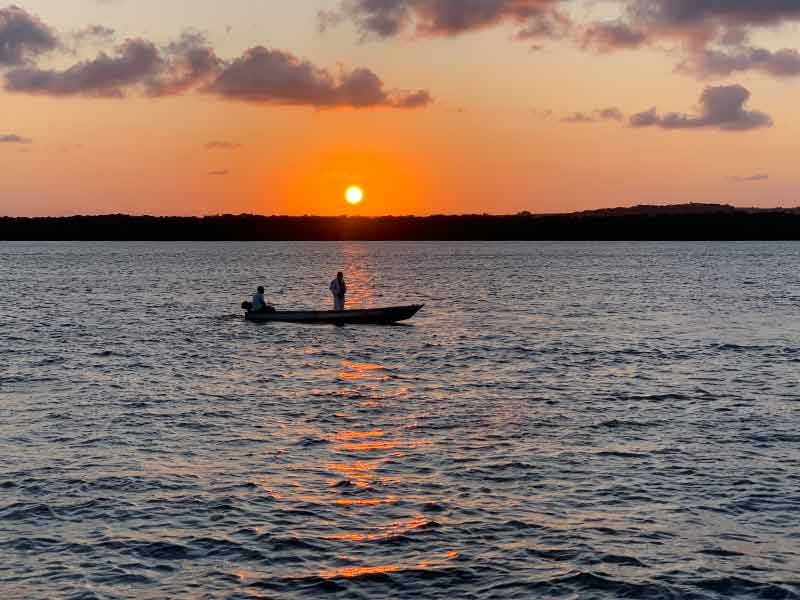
[244, 304, 423, 325]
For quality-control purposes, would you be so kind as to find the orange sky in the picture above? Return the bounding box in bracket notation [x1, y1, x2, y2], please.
[1, 1, 798, 216]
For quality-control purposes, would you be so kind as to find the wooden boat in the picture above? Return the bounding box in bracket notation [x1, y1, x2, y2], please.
[244, 304, 424, 325]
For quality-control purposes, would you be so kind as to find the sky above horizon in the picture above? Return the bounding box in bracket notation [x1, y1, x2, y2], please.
[1, 0, 799, 216]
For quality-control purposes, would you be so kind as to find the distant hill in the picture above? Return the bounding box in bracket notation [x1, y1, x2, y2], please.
[2, 204, 800, 240]
[571, 203, 800, 217]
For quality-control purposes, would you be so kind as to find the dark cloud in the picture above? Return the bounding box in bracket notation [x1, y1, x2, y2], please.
[580, 2, 800, 80]
[513, 8, 571, 41]
[146, 32, 223, 97]
[629, 84, 772, 131]
[629, 0, 800, 30]
[207, 46, 432, 109]
[206, 140, 243, 150]
[679, 46, 800, 78]
[3, 30, 429, 109]
[392, 88, 432, 108]
[621, 1, 800, 51]
[4, 33, 223, 98]
[0, 133, 31, 143]
[5, 38, 162, 97]
[322, 0, 570, 41]
[581, 21, 648, 51]
[563, 107, 624, 123]
[0, 5, 59, 66]
[598, 107, 624, 121]
[73, 24, 115, 43]
[563, 112, 594, 123]
[629, 107, 660, 127]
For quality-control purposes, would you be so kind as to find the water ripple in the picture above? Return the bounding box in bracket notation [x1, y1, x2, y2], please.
[1, 241, 800, 599]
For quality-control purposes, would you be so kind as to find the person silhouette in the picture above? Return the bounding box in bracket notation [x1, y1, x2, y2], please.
[251, 286, 275, 313]
[329, 272, 347, 311]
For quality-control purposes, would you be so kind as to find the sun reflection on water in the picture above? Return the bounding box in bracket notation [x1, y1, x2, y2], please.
[333, 496, 397, 506]
[316, 549, 460, 581]
[332, 430, 385, 441]
[248, 349, 447, 585]
[318, 564, 399, 579]
[335, 243, 376, 308]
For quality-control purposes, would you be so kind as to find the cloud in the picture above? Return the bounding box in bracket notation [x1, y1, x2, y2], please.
[679, 46, 800, 78]
[0, 5, 59, 66]
[145, 32, 223, 97]
[206, 140, 243, 150]
[207, 46, 432, 109]
[581, 21, 648, 52]
[580, 2, 800, 80]
[321, 0, 570, 41]
[620, 0, 800, 51]
[727, 173, 769, 182]
[329, 0, 800, 83]
[629, 107, 660, 127]
[72, 24, 115, 44]
[5, 38, 162, 97]
[5, 32, 223, 98]
[2, 30, 430, 109]
[629, 0, 800, 32]
[563, 112, 594, 123]
[0, 133, 31, 143]
[514, 8, 571, 41]
[629, 84, 772, 131]
[209, 170, 228, 176]
[392, 88, 432, 108]
[563, 107, 624, 123]
[598, 107, 624, 121]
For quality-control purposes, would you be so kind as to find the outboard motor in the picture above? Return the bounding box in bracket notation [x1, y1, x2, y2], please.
[241, 301, 253, 311]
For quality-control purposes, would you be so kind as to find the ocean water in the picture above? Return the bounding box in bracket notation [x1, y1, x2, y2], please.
[1, 241, 799, 600]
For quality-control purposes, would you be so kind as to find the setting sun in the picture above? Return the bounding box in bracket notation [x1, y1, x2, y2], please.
[346, 186, 364, 205]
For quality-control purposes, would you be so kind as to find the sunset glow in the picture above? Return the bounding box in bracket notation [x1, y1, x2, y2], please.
[1, 2, 798, 216]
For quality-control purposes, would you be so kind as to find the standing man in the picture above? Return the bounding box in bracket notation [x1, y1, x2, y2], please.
[330, 272, 347, 311]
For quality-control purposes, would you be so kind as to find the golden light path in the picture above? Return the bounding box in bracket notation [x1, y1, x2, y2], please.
[346, 186, 364, 205]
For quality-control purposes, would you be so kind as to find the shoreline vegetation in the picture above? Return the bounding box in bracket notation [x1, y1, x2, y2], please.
[3, 204, 800, 241]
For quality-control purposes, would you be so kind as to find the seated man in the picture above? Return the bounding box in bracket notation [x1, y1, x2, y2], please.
[251, 286, 275, 313]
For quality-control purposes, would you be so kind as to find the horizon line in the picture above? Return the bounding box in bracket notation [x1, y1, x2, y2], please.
[4, 202, 798, 220]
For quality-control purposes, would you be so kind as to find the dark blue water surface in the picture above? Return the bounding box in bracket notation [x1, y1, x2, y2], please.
[1, 241, 799, 599]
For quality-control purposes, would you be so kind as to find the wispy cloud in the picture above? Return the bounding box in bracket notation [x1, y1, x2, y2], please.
[72, 24, 115, 44]
[0, 134, 32, 144]
[727, 174, 769, 182]
[563, 107, 624, 123]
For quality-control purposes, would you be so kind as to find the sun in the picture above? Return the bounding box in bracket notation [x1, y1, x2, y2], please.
[345, 186, 364, 205]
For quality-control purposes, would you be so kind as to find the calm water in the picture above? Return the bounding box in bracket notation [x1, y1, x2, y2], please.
[2, 242, 800, 600]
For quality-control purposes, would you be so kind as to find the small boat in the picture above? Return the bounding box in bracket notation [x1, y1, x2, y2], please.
[244, 304, 424, 325]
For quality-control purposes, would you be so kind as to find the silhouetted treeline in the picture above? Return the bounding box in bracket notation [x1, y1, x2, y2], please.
[3, 204, 800, 240]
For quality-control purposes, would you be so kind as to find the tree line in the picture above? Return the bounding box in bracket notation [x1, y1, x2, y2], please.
[2, 206, 800, 240]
